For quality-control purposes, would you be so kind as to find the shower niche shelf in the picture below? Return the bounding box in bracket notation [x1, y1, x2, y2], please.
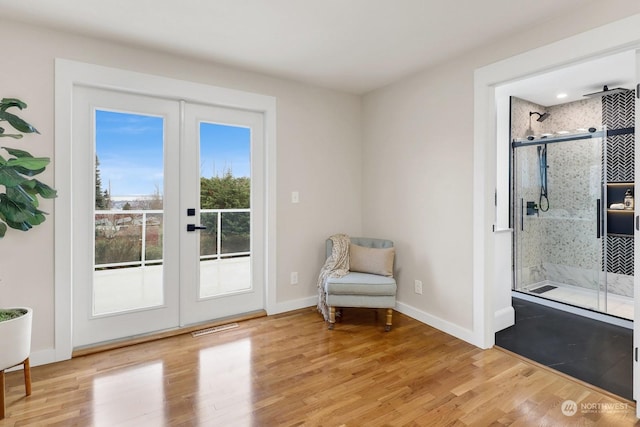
[606, 182, 634, 237]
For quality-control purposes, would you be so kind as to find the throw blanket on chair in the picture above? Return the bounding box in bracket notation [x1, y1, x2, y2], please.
[317, 233, 350, 321]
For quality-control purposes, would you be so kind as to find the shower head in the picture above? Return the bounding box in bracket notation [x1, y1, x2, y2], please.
[530, 111, 550, 122]
[583, 85, 630, 98]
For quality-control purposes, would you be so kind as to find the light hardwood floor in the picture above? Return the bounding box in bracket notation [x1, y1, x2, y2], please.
[1, 308, 638, 426]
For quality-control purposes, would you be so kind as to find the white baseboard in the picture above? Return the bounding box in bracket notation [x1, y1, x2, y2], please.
[269, 297, 479, 346]
[28, 297, 320, 370]
[395, 301, 476, 346]
[268, 296, 478, 346]
[30, 296, 481, 370]
[269, 296, 318, 315]
[5, 348, 58, 372]
[494, 305, 515, 332]
[30, 348, 58, 367]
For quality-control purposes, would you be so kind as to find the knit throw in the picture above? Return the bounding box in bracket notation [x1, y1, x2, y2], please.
[317, 233, 350, 320]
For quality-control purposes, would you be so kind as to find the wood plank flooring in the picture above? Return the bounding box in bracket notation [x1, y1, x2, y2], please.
[1, 308, 638, 426]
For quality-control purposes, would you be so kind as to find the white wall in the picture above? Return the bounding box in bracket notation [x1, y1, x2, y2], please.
[4, 1, 640, 359]
[0, 20, 363, 357]
[362, 1, 640, 341]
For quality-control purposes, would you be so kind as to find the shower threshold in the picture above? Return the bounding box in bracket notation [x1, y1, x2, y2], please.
[514, 282, 633, 328]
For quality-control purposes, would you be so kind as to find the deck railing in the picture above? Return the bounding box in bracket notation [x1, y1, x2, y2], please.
[94, 208, 250, 270]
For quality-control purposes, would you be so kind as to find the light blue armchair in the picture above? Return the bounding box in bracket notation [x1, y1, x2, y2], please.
[323, 237, 397, 331]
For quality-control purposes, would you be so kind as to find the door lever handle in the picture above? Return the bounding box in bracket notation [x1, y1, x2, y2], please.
[187, 224, 207, 232]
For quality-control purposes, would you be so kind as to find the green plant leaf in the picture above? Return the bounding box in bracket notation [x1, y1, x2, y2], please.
[4, 217, 32, 231]
[0, 221, 6, 237]
[32, 180, 57, 199]
[0, 194, 47, 230]
[0, 125, 24, 138]
[18, 179, 56, 200]
[12, 165, 46, 177]
[0, 98, 27, 112]
[6, 186, 35, 206]
[0, 111, 39, 134]
[0, 194, 33, 222]
[6, 156, 50, 171]
[0, 166, 27, 187]
[0, 200, 33, 231]
[2, 147, 34, 158]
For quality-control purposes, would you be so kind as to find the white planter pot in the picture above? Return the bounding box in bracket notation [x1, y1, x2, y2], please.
[0, 307, 32, 370]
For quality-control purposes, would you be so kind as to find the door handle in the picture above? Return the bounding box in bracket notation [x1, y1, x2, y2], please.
[187, 224, 207, 232]
[596, 199, 601, 238]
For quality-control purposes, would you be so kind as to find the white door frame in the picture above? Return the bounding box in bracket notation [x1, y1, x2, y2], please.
[473, 13, 640, 350]
[474, 13, 640, 417]
[55, 59, 277, 361]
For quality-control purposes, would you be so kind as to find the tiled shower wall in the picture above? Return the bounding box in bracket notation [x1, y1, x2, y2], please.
[512, 92, 635, 298]
[603, 90, 635, 297]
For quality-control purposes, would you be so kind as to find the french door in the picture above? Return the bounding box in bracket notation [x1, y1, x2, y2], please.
[181, 102, 264, 325]
[72, 87, 264, 347]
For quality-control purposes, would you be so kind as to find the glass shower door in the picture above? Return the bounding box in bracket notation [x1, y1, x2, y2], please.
[513, 135, 603, 311]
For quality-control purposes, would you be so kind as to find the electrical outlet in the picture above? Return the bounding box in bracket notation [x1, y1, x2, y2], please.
[414, 280, 423, 295]
[290, 272, 299, 285]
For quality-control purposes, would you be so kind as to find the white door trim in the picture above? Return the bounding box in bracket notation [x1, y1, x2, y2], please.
[473, 14, 640, 350]
[55, 59, 277, 361]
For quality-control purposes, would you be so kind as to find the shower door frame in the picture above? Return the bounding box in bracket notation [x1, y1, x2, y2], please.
[634, 49, 640, 409]
[511, 130, 607, 312]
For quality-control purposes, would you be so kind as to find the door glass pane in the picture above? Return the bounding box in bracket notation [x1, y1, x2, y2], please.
[94, 110, 165, 315]
[199, 122, 251, 299]
[513, 137, 603, 311]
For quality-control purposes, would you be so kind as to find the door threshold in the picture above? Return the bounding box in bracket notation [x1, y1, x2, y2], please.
[513, 291, 633, 329]
[72, 310, 266, 357]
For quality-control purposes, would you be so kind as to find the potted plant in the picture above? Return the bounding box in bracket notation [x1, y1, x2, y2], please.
[0, 307, 33, 419]
[0, 97, 57, 237]
[0, 98, 55, 418]
[0, 308, 33, 365]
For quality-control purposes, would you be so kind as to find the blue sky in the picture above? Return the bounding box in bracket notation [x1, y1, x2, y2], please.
[95, 110, 250, 197]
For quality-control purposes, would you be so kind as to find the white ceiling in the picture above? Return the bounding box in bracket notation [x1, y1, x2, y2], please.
[0, 0, 614, 95]
[500, 50, 637, 107]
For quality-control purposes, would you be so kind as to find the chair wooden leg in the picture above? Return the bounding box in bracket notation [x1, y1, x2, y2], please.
[385, 308, 393, 332]
[1, 369, 5, 420]
[328, 306, 336, 330]
[23, 358, 31, 397]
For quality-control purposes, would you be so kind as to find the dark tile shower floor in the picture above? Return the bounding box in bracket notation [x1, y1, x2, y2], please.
[495, 297, 633, 400]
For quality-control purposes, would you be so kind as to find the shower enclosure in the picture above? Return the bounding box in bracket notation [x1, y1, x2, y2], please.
[512, 128, 633, 319]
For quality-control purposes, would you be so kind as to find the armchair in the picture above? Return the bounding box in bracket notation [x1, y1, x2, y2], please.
[322, 237, 397, 331]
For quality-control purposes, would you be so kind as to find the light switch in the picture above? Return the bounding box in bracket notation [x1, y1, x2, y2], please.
[291, 191, 299, 203]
